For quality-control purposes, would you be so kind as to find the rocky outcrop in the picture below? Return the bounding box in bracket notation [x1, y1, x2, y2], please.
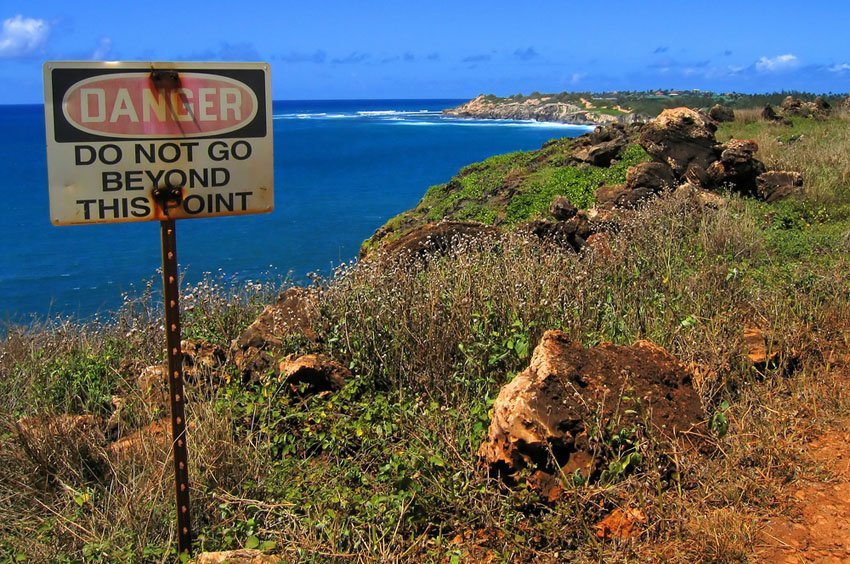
[231, 288, 320, 382]
[444, 95, 638, 126]
[638, 107, 720, 176]
[761, 104, 791, 125]
[625, 161, 676, 193]
[369, 220, 498, 262]
[478, 330, 703, 497]
[781, 95, 830, 119]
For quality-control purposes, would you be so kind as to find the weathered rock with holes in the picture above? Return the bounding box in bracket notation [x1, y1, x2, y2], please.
[638, 107, 720, 176]
[756, 170, 803, 202]
[595, 183, 656, 209]
[279, 354, 351, 395]
[478, 331, 703, 496]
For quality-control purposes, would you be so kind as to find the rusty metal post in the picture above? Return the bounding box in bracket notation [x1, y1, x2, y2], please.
[160, 217, 193, 556]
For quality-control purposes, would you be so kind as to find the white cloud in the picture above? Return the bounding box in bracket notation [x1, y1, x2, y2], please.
[829, 63, 850, 73]
[0, 14, 49, 58]
[755, 53, 799, 72]
[91, 37, 113, 60]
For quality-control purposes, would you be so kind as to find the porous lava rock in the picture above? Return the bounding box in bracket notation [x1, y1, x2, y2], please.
[707, 139, 766, 195]
[278, 353, 351, 395]
[625, 161, 676, 193]
[571, 124, 629, 167]
[638, 107, 720, 176]
[478, 331, 703, 495]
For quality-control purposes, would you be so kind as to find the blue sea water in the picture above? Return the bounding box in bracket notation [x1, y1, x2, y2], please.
[0, 100, 592, 322]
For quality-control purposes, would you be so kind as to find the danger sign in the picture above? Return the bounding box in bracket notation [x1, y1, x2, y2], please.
[44, 62, 273, 225]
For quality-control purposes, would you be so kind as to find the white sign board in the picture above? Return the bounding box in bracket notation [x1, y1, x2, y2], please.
[44, 62, 273, 225]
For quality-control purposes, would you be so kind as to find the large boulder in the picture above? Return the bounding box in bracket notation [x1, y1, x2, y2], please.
[780, 95, 805, 115]
[638, 107, 720, 176]
[571, 124, 629, 167]
[756, 170, 803, 202]
[707, 139, 766, 195]
[708, 104, 735, 123]
[595, 183, 656, 210]
[231, 288, 320, 382]
[761, 104, 791, 125]
[478, 331, 703, 495]
[625, 161, 676, 193]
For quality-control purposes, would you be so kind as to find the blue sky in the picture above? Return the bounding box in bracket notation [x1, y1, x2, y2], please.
[1, 0, 849, 103]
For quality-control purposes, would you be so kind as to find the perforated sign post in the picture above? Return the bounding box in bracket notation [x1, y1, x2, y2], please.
[44, 61, 273, 557]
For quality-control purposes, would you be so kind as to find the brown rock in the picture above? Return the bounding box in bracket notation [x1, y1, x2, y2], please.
[182, 339, 228, 385]
[709, 138, 766, 194]
[571, 124, 629, 167]
[781, 95, 805, 115]
[521, 213, 595, 252]
[279, 354, 351, 395]
[595, 507, 648, 540]
[744, 326, 779, 369]
[107, 419, 168, 459]
[232, 288, 320, 381]
[625, 162, 676, 192]
[595, 183, 655, 209]
[756, 170, 803, 202]
[138, 364, 169, 413]
[638, 107, 720, 176]
[375, 221, 497, 262]
[708, 104, 735, 123]
[761, 104, 792, 125]
[549, 196, 578, 221]
[478, 331, 703, 493]
[195, 549, 282, 564]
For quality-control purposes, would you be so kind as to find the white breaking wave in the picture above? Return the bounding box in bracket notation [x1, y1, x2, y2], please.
[394, 118, 594, 130]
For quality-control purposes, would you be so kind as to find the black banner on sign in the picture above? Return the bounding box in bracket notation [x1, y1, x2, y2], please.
[50, 67, 268, 143]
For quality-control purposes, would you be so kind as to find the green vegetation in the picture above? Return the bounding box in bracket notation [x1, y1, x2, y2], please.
[490, 89, 847, 117]
[2, 112, 850, 561]
[364, 140, 649, 251]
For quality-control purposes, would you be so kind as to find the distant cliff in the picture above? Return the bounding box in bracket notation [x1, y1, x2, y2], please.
[443, 94, 643, 126]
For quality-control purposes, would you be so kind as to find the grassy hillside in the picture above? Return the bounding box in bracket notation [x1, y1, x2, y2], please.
[2, 112, 850, 561]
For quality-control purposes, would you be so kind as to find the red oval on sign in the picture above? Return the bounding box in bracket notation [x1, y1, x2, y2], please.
[62, 72, 258, 138]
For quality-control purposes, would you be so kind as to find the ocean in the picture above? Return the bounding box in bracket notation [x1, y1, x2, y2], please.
[0, 100, 593, 322]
